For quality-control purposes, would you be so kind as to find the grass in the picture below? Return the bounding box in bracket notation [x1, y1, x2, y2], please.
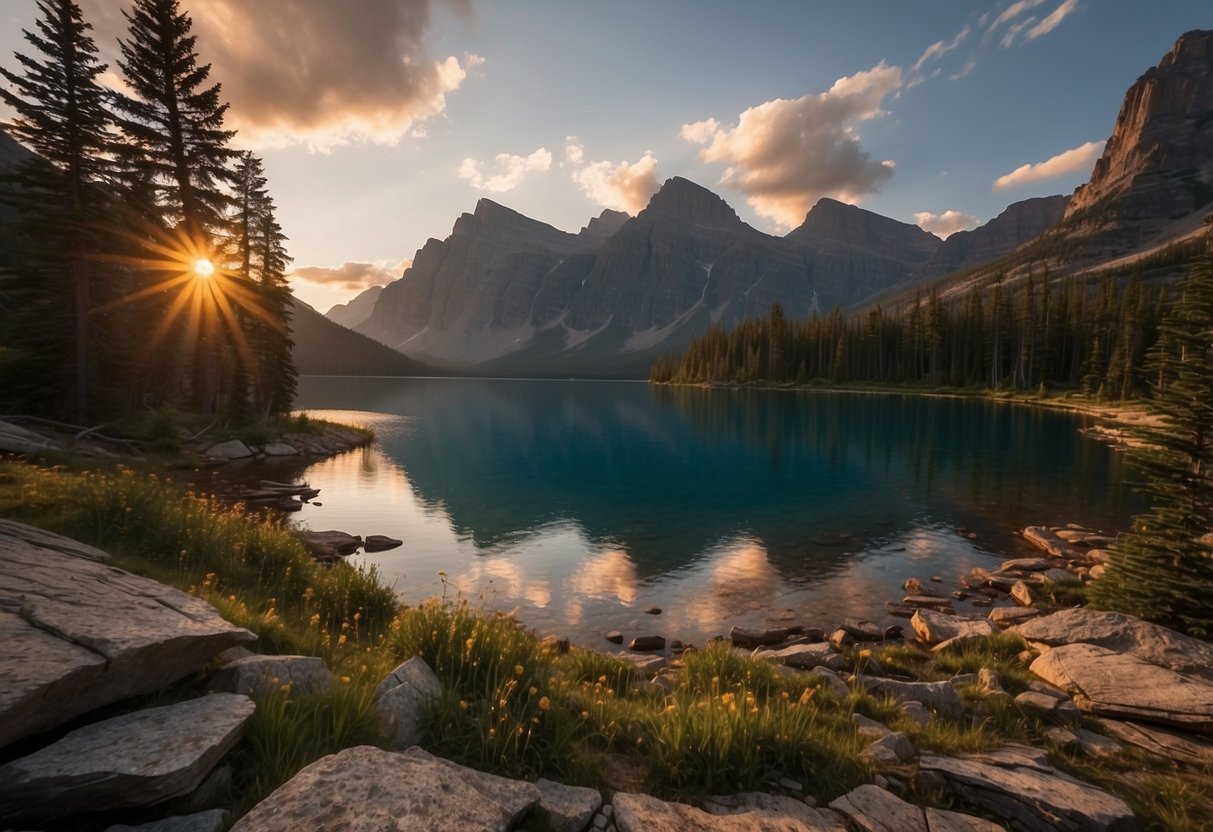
[2, 457, 1210, 829]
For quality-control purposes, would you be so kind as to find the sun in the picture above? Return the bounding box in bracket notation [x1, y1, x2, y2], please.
[192, 257, 216, 278]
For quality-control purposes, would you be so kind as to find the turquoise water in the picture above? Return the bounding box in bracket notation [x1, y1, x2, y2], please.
[263, 377, 1140, 646]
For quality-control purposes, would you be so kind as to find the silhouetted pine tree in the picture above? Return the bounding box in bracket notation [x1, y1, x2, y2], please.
[1090, 249, 1213, 636]
[0, 0, 114, 421]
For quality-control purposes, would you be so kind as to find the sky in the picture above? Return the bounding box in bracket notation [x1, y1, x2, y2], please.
[1, 1, 1210, 312]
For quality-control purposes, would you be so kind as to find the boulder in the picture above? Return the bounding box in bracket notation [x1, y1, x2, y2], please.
[0, 521, 255, 749]
[260, 442, 298, 456]
[297, 529, 362, 557]
[1031, 643, 1213, 732]
[363, 534, 403, 552]
[616, 651, 667, 676]
[1099, 718, 1213, 766]
[629, 635, 665, 652]
[903, 577, 944, 597]
[840, 618, 887, 641]
[1000, 557, 1051, 572]
[207, 654, 331, 699]
[0, 693, 254, 823]
[754, 642, 843, 671]
[919, 745, 1135, 831]
[1015, 607, 1213, 681]
[808, 666, 850, 698]
[899, 700, 932, 728]
[203, 439, 253, 460]
[702, 792, 845, 830]
[535, 778, 601, 832]
[375, 656, 442, 749]
[912, 610, 995, 645]
[729, 625, 789, 648]
[1021, 526, 1083, 559]
[857, 677, 964, 720]
[613, 791, 846, 831]
[1009, 580, 1036, 607]
[229, 746, 540, 832]
[988, 607, 1040, 628]
[103, 809, 228, 832]
[828, 784, 1003, 832]
[853, 713, 893, 739]
[860, 732, 916, 766]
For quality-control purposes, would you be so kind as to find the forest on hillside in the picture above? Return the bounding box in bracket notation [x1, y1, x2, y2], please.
[0, 0, 295, 426]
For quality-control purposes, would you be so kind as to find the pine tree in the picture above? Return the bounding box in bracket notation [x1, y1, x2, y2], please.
[113, 0, 237, 238]
[1090, 249, 1213, 635]
[0, 0, 114, 421]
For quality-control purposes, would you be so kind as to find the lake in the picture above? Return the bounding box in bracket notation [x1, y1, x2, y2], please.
[251, 377, 1141, 647]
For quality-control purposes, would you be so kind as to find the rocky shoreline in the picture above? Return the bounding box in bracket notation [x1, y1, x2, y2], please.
[3, 510, 1212, 831]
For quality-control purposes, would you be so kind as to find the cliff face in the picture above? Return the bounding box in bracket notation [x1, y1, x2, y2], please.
[916, 195, 1069, 280]
[1065, 30, 1213, 238]
[325, 285, 384, 330]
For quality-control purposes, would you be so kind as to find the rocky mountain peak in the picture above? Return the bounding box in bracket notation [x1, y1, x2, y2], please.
[639, 176, 744, 229]
[1065, 29, 1213, 232]
[577, 209, 629, 244]
[790, 197, 941, 263]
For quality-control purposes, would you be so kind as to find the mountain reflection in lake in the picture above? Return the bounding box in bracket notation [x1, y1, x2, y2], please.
[243, 377, 1140, 646]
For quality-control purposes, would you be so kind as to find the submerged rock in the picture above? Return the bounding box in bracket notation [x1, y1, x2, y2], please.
[363, 534, 403, 552]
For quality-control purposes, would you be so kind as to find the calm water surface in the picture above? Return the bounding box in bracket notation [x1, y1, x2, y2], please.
[247, 378, 1141, 646]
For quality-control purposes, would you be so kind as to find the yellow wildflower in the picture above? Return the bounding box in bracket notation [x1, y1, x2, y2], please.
[538, 696, 551, 712]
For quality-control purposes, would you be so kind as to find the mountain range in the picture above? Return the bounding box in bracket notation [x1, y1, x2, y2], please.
[332, 30, 1211, 379]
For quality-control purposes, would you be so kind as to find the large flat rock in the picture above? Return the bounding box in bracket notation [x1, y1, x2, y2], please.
[1015, 607, 1213, 681]
[229, 745, 540, 832]
[828, 784, 1003, 832]
[856, 676, 964, 720]
[0, 693, 254, 823]
[920, 744, 1136, 832]
[1099, 718, 1213, 766]
[614, 792, 846, 831]
[0, 520, 256, 748]
[911, 609, 995, 645]
[1031, 642, 1213, 732]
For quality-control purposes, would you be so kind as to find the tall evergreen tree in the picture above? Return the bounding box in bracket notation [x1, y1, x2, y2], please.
[1089, 249, 1213, 635]
[113, 0, 236, 238]
[0, 0, 114, 421]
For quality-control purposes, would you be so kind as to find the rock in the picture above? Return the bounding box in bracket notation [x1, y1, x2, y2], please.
[540, 635, 571, 654]
[1015, 607, 1213, 681]
[0, 521, 256, 749]
[642, 606, 662, 615]
[207, 654, 331, 699]
[853, 714, 892, 739]
[857, 677, 964, 721]
[260, 442, 298, 457]
[203, 439, 254, 460]
[808, 666, 850, 698]
[297, 529, 362, 557]
[729, 625, 789, 648]
[628, 635, 665, 652]
[1015, 690, 1065, 714]
[1088, 563, 1108, 580]
[363, 534, 403, 552]
[902, 595, 953, 610]
[1021, 526, 1083, 559]
[923, 807, 1007, 832]
[1009, 580, 1036, 606]
[1000, 557, 1051, 572]
[977, 668, 1008, 700]
[614, 791, 846, 832]
[375, 656, 442, 749]
[841, 618, 887, 641]
[0, 694, 254, 823]
[534, 778, 602, 832]
[605, 630, 624, 644]
[988, 606, 1040, 628]
[919, 744, 1135, 832]
[1035, 568, 1078, 584]
[755, 642, 843, 671]
[886, 602, 919, 618]
[912, 610, 995, 646]
[899, 700, 932, 728]
[174, 763, 234, 814]
[1027, 679, 1069, 700]
[616, 651, 667, 676]
[230, 745, 539, 832]
[1099, 718, 1213, 766]
[829, 628, 855, 649]
[103, 809, 228, 832]
[1031, 643, 1213, 732]
[860, 732, 917, 766]
[1066, 727, 1123, 759]
[903, 578, 943, 597]
[826, 785, 914, 832]
[970, 598, 992, 608]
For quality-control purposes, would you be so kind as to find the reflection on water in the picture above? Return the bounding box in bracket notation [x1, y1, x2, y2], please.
[239, 378, 1144, 646]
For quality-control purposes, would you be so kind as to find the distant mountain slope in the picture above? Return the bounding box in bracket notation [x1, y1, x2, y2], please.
[290, 297, 435, 376]
[325, 285, 384, 329]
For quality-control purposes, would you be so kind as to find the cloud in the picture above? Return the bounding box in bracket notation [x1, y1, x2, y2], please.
[1024, 0, 1081, 41]
[290, 259, 411, 291]
[911, 26, 970, 74]
[572, 152, 660, 214]
[78, 0, 475, 150]
[457, 147, 552, 193]
[913, 210, 980, 238]
[993, 140, 1104, 189]
[564, 137, 584, 165]
[682, 62, 901, 229]
[988, 0, 1048, 31]
[999, 17, 1038, 48]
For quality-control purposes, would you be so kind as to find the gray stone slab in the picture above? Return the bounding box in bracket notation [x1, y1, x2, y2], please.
[615, 792, 846, 832]
[857, 676, 964, 720]
[535, 778, 601, 832]
[0, 522, 255, 748]
[0, 694, 254, 823]
[829, 784, 927, 832]
[208, 654, 331, 699]
[230, 745, 538, 832]
[104, 809, 228, 832]
[912, 609, 995, 645]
